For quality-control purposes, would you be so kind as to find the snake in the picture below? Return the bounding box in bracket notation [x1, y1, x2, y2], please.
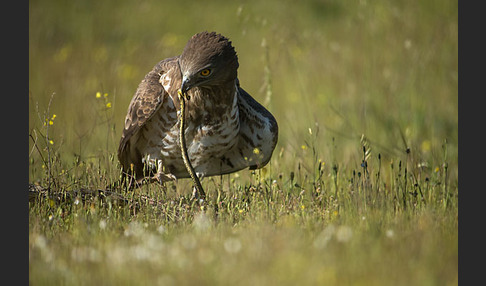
[178, 89, 206, 201]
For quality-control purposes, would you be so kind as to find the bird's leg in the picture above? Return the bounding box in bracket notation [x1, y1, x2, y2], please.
[190, 172, 206, 203]
[151, 160, 177, 183]
[191, 186, 200, 201]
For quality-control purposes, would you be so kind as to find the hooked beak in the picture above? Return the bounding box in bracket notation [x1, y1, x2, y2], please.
[181, 74, 192, 94]
[181, 78, 188, 94]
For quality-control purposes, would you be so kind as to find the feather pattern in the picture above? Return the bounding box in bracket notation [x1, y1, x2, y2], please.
[117, 32, 278, 187]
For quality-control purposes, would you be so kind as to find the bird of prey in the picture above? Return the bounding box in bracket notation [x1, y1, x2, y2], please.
[117, 31, 278, 190]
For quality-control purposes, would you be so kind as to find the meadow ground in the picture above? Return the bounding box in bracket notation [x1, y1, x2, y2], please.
[29, 0, 457, 285]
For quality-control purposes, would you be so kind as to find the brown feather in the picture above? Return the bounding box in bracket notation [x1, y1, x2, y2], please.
[117, 57, 180, 176]
[117, 32, 278, 188]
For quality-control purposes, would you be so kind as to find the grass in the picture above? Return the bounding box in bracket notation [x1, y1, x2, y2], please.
[29, 0, 457, 285]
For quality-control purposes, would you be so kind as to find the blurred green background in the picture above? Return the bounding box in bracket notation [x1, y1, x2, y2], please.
[29, 0, 457, 184]
[29, 1, 458, 284]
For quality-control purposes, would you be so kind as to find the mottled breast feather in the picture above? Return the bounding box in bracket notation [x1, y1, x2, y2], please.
[188, 83, 278, 178]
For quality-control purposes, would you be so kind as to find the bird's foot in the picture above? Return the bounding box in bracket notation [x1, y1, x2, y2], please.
[151, 172, 177, 184]
[191, 186, 205, 205]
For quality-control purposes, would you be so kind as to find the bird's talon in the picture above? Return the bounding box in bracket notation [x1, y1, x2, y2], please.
[153, 173, 176, 184]
[191, 186, 205, 204]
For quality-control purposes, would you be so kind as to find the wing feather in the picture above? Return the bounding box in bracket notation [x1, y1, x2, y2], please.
[236, 85, 278, 168]
[200, 82, 278, 177]
[117, 57, 179, 174]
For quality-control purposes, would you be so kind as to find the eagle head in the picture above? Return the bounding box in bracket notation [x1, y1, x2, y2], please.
[179, 31, 239, 94]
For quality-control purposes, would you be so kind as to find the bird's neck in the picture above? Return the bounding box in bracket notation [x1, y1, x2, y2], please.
[184, 80, 238, 129]
[187, 80, 237, 113]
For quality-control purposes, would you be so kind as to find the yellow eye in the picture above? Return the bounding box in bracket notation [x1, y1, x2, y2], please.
[200, 69, 211, 76]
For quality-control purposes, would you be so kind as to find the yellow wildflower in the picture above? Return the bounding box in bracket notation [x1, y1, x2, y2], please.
[96, 92, 102, 98]
[106, 102, 112, 108]
[44, 114, 56, 126]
